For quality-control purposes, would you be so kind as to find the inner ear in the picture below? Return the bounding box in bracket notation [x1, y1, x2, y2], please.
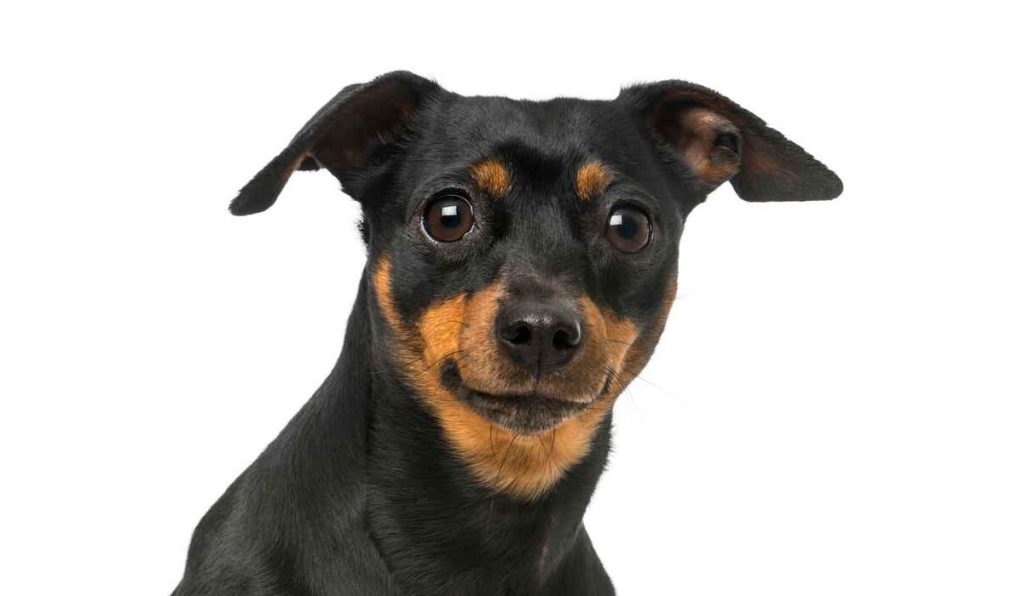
[656, 104, 743, 191]
[630, 81, 842, 202]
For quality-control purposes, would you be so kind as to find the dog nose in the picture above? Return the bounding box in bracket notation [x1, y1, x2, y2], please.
[496, 302, 584, 375]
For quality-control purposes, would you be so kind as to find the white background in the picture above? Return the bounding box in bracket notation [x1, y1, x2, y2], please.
[2, 2, 1022, 594]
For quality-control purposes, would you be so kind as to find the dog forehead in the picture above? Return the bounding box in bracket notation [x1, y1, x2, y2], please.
[404, 95, 654, 209]
[416, 94, 619, 162]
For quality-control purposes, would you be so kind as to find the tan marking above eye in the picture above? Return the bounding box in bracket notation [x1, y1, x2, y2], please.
[576, 160, 613, 202]
[371, 255, 676, 500]
[470, 158, 511, 198]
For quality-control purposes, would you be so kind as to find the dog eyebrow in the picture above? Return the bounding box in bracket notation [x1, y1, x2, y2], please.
[576, 161, 613, 202]
[470, 158, 511, 198]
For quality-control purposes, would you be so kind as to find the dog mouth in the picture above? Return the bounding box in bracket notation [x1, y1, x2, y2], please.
[459, 389, 592, 434]
[442, 361, 610, 434]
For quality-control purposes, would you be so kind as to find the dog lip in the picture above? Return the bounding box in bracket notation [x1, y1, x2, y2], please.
[463, 387, 594, 410]
[457, 386, 592, 434]
[463, 386, 594, 406]
[441, 359, 610, 433]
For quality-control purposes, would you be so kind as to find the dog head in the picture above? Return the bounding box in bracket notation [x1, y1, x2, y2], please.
[231, 71, 841, 499]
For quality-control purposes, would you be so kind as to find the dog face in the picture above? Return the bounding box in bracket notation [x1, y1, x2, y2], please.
[232, 72, 841, 498]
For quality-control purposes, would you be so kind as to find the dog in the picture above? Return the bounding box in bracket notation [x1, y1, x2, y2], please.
[172, 71, 841, 595]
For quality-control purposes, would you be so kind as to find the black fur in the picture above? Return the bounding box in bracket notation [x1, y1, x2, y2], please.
[174, 72, 841, 595]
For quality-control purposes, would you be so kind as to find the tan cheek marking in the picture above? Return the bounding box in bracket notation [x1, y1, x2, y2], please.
[470, 158, 511, 198]
[456, 284, 508, 387]
[372, 261, 672, 501]
[576, 161, 613, 202]
[372, 256, 411, 357]
[372, 255, 425, 378]
[418, 295, 467, 369]
[580, 297, 638, 367]
[372, 268, 616, 500]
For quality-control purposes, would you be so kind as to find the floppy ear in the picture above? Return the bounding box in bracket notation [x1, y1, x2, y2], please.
[229, 71, 441, 215]
[621, 81, 842, 201]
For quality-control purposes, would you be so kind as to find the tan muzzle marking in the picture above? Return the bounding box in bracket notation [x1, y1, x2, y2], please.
[372, 256, 673, 499]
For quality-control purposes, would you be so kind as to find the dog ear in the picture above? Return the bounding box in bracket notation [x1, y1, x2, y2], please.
[229, 71, 441, 216]
[620, 81, 842, 201]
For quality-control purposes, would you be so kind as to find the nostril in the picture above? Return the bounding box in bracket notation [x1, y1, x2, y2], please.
[552, 328, 573, 350]
[503, 322, 532, 346]
[551, 321, 582, 350]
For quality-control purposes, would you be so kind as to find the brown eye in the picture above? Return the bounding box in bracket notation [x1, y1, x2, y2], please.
[423, 192, 475, 242]
[605, 206, 652, 253]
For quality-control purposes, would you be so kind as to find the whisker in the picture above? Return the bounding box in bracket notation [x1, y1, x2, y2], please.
[608, 366, 644, 420]
[419, 348, 469, 373]
[489, 424, 497, 458]
[494, 432, 519, 491]
[545, 429, 557, 481]
[603, 339, 633, 346]
[616, 366, 677, 398]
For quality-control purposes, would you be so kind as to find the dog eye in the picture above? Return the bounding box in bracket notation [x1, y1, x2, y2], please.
[423, 191, 475, 242]
[605, 206, 651, 253]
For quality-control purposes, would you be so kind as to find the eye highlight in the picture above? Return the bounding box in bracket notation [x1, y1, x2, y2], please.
[423, 191, 475, 242]
[605, 205, 652, 253]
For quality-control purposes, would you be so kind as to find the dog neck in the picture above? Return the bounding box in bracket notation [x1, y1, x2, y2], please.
[329, 268, 613, 592]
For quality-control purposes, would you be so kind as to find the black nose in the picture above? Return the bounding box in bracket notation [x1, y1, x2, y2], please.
[496, 302, 584, 375]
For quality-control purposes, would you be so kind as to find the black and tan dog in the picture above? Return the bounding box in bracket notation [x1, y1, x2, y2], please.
[173, 72, 841, 595]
